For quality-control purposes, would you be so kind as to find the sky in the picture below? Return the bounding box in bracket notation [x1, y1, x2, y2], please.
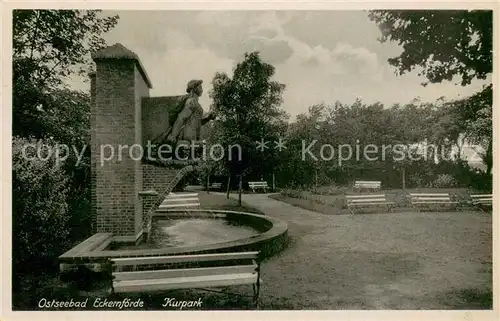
[70, 10, 491, 120]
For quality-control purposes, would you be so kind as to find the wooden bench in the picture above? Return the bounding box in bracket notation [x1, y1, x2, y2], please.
[158, 192, 200, 211]
[248, 181, 269, 193]
[408, 193, 459, 212]
[353, 180, 381, 191]
[470, 194, 492, 211]
[209, 182, 222, 190]
[109, 251, 262, 307]
[345, 194, 395, 214]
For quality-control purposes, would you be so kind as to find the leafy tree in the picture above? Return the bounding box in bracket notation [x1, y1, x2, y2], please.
[369, 10, 493, 176]
[460, 85, 493, 174]
[209, 52, 287, 203]
[12, 137, 70, 283]
[11, 11, 118, 299]
[13, 9, 118, 138]
[282, 104, 327, 188]
[368, 10, 492, 86]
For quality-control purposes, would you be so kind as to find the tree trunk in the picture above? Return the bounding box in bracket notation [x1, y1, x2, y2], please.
[238, 175, 242, 205]
[206, 174, 210, 193]
[272, 172, 276, 192]
[486, 139, 493, 175]
[402, 167, 406, 190]
[226, 175, 231, 199]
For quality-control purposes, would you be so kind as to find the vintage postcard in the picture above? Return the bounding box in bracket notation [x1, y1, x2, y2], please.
[1, 0, 498, 320]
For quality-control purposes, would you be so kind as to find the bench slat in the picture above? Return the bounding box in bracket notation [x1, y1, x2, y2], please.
[412, 200, 458, 204]
[409, 193, 450, 196]
[159, 202, 200, 207]
[413, 196, 450, 201]
[113, 264, 257, 281]
[349, 202, 394, 206]
[354, 181, 381, 188]
[163, 197, 200, 203]
[113, 273, 258, 293]
[347, 198, 387, 204]
[111, 252, 259, 266]
[346, 195, 386, 198]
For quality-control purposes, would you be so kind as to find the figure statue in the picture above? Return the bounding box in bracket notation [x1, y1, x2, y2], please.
[156, 79, 215, 145]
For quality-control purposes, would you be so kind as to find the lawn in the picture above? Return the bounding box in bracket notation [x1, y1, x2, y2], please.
[194, 189, 265, 214]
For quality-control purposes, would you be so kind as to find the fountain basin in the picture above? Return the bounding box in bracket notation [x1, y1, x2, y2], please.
[59, 210, 288, 277]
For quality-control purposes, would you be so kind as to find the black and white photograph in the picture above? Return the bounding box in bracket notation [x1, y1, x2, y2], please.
[2, 2, 496, 317]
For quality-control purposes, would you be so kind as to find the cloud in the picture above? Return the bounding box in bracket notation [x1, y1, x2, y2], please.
[189, 11, 295, 64]
[282, 35, 383, 81]
[237, 37, 294, 64]
[70, 10, 490, 120]
[332, 43, 381, 76]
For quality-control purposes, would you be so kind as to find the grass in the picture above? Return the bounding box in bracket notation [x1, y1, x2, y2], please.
[195, 190, 265, 215]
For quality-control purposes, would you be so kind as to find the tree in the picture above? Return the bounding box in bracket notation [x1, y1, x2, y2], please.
[11, 11, 119, 296]
[12, 137, 71, 287]
[209, 52, 287, 204]
[282, 104, 330, 188]
[13, 9, 118, 138]
[369, 10, 493, 176]
[368, 10, 492, 86]
[460, 85, 493, 174]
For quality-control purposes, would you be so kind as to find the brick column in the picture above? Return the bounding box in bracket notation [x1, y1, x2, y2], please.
[89, 72, 97, 234]
[91, 43, 152, 243]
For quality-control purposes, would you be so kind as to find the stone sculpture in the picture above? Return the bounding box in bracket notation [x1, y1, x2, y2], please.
[154, 79, 215, 145]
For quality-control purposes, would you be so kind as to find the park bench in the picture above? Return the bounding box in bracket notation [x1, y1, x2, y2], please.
[158, 192, 200, 211]
[408, 193, 459, 212]
[209, 182, 222, 190]
[353, 180, 381, 191]
[470, 194, 492, 211]
[345, 194, 395, 214]
[248, 181, 269, 193]
[109, 251, 262, 307]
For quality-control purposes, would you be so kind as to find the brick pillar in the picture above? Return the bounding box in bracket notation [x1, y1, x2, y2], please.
[91, 43, 152, 243]
[89, 72, 97, 234]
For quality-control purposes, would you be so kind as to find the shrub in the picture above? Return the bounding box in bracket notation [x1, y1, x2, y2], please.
[281, 188, 302, 199]
[468, 170, 492, 192]
[429, 174, 458, 188]
[309, 184, 344, 195]
[408, 174, 426, 188]
[12, 137, 71, 277]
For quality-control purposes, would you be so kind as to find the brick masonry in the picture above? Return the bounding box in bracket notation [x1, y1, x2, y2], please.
[90, 43, 196, 241]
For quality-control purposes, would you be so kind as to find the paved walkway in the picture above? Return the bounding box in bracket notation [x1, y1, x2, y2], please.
[228, 193, 492, 309]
